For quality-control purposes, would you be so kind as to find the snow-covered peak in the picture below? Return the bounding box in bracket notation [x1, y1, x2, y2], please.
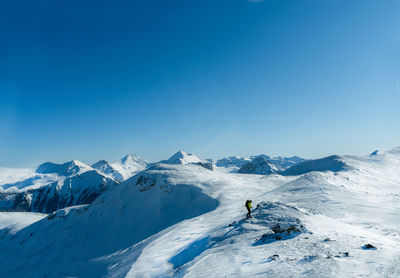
[119, 153, 146, 165]
[165, 151, 203, 165]
[91, 160, 124, 182]
[36, 160, 91, 176]
[114, 153, 147, 167]
[108, 153, 148, 181]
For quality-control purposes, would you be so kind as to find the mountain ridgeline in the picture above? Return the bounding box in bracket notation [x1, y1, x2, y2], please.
[0, 150, 346, 214]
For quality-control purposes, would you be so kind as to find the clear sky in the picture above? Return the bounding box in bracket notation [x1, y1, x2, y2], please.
[1, 0, 399, 167]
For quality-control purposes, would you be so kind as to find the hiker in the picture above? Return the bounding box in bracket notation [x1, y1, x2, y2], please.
[245, 200, 252, 218]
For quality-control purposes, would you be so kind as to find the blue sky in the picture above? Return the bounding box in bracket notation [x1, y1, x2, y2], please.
[1, 0, 399, 167]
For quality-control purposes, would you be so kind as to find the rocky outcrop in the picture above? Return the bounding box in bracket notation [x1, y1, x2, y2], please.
[238, 157, 279, 175]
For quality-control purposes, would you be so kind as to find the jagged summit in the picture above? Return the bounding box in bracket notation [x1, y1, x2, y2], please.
[111, 153, 148, 181]
[119, 153, 147, 165]
[91, 153, 147, 182]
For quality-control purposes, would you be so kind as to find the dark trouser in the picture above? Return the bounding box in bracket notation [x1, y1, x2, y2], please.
[246, 208, 251, 218]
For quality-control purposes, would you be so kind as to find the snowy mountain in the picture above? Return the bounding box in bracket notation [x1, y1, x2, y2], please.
[267, 155, 307, 170]
[92, 154, 148, 182]
[0, 147, 400, 277]
[160, 151, 214, 170]
[281, 155, 350, 176]
[238, 156, 280, 175]
[220, 154, 306, 174]
[0, 153, 147, 213]
[36, 160, 91, 176]
[0, 160, 117, 213]
[91, 160, 124, 182]
[162, 151, 203, 164]
[0, 164, 219, 277]
[215, 156, 251, 168]
[111, 154, 148, 180]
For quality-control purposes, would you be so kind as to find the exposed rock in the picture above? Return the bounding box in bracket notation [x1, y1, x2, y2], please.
[0, 171, 117, 213]
[238, 157, 279, 175]
[193, 162, 214, 171]
[362, 244, 377, 250]
[301, 255, 319, 262]
[267, 254, 279, 261]
[252, 202, 307, 245]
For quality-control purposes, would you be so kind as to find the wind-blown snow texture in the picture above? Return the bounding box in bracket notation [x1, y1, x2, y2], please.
[0, 147, 400, 277]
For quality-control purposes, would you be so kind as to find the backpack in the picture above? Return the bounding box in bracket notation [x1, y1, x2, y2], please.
[245, 200, 252, 208]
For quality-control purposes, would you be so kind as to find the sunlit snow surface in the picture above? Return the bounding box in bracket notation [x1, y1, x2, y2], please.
[1, 148, 400, 277]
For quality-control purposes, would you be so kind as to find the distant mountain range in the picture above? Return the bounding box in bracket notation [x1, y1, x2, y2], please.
[0, 154, 148, 213]
[0, 151, 309, 213]
[236, 155, 307, 175]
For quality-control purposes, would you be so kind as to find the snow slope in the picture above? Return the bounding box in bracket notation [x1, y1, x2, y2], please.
[92, 160, 125, 182]
[0, 147, 400, 277]
[118, 149, 400, 277]
[281, 155, 350, 176]
[0, 212, 46, 235]
[0, 164, 224, 277]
